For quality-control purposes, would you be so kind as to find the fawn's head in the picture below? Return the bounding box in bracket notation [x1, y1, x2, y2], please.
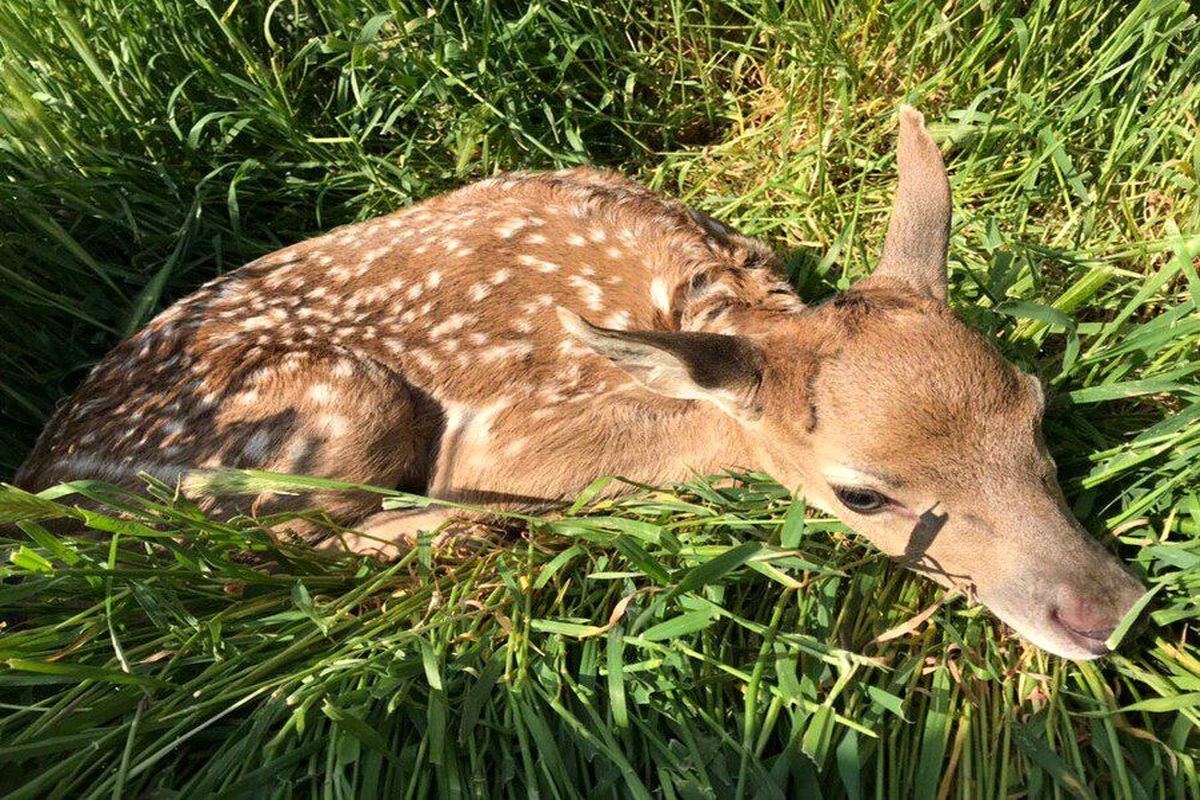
[561, 107, 1144, 659]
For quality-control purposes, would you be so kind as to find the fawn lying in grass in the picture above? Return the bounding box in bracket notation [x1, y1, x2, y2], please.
[18, 107, 1144, 659]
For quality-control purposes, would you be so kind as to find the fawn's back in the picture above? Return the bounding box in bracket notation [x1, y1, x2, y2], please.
[18, 168, 794, 530]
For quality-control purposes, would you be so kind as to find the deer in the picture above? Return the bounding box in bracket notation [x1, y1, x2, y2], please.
[15, 106, 1145, 660]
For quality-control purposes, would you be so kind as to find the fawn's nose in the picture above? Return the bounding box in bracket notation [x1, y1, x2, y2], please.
[1050, 587, 1122, 650]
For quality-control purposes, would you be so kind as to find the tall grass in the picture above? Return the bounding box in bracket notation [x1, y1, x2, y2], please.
[1, 0, 1197, 797]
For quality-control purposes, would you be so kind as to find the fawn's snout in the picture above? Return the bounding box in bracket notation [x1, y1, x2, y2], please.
[970, 513, 1146, 659]
[1053, 586, 1129, 653]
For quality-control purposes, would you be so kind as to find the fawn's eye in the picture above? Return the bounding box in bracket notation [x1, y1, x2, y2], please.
[833, 486, 891, 514]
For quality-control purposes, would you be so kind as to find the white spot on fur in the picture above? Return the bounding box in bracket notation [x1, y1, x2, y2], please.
[604, 310, 632, 330]
[321, 414, 349, 437]
[309, 383, 334, 403]
[429, 313, 473, 339]
[557, 338, 594, 357]
[496, 218, 527, 238]
[480, 342, 534, 362]
[650, 278, 671, 312]
[431, 399, 514, 486]
[566, 233, 587, 247]
[409, 348, 437, 371]
[243, 430, 272, 460]
[470, 283, 492, 302]
[426, 271, 442, 288]
[526, 233, 547, 245]
[569, 275, 605, 311]
[491, 269, 511, 284]
[517, 254, 560, 273]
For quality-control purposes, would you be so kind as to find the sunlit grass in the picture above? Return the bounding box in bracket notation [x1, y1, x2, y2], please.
[0, 0, 1197, 797]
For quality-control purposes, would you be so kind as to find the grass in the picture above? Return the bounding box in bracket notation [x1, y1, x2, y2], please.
[0, 0, 1198, 796]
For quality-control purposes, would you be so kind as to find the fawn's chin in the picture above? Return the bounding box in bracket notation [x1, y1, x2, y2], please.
[985, 601, 1112, 661]
[1019, 622, 1111, 660]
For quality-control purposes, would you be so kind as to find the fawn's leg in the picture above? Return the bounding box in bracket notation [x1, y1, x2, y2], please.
[315, 508, 478, 559]
[198, 348, 436, 545]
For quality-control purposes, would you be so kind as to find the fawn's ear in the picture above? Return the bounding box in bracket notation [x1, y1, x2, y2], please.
[867, 105, 952, 302]
[557, 307, 763, 417]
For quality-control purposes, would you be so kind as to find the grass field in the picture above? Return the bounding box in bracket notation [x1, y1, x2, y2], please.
[1, 0, 1198, 797]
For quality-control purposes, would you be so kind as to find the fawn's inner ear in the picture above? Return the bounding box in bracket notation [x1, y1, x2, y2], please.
[556, 307, 763, 414]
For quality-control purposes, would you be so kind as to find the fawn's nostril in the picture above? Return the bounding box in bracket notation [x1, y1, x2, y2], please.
[1052, 588, 1120, 644]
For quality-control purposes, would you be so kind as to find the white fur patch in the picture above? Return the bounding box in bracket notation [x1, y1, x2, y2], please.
[604, 310, 632, 330]
[479, 342, 534, 362]
[650, 278, 671, 312]
[517, 254, 560, 273]
[243, 430, 272, 460]
[321, 414, 350, 437]
[409, 348, 437, 371]
[496, 218, 528, 238]
[569, 275, 605, 311]
[429, 313, 473, 339]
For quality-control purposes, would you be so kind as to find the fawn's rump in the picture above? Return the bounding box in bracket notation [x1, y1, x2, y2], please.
[16, 342, 446, 533]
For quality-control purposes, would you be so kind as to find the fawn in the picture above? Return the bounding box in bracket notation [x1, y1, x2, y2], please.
[17, 107, 1144, 659]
